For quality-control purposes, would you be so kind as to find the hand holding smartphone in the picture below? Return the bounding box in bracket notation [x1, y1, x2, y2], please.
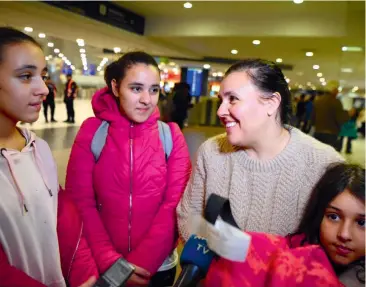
[93, 258, 135, 287]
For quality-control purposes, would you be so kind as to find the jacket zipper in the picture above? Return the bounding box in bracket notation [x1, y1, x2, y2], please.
[128, 123, 134, 252]
[67, 222, 83, 281]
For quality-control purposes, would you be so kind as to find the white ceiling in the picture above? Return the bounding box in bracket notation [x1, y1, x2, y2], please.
[118, 1, 365, 92]
[0, 1, 364, 94]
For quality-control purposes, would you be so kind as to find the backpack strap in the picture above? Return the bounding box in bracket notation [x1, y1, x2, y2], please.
[91, 120, 172, 162]
[158, 120, 173, 161]
[91, 121, 109, 162]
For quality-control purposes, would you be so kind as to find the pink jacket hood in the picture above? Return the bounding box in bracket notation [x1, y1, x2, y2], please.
[92, 87, 160, 126]
[66, 87, 191, 274]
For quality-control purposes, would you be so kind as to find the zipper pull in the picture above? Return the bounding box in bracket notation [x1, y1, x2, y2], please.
[48, 188, 53, 197]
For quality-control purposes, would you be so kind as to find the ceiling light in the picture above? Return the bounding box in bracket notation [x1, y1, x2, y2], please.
[79, 49, 86, 53]
[217, 72, 223, 77]
[352, 86, 359, 92]
[48, 55, 53, 59]
[45, 56, 49, 61]
[58, 53, 64, 57]
[286, 78, 290, 83]
[212, 72, 218, 77]
[341, 68, 353, 73]
[305, 52, 313, 57]
[322, 82, 327, 86]
[114, 47, 121, 53]
[71, 65, 75, 70]
[313, 65, 320, 70]
[276, 58, 283, 63]
[24, 27, 33, 32]
[83, 66, 88, 71]
[317, 72, 323, 77]
[183, 2, 192, 8]
[80, 53, 86, 58]
[203, 64, 211, 69]
[293, 0, 304, 4]
[62, 56, 67, 61]
[47, 42, 54, 47]
[103, 57, 108, 62]
[252, 40, 261, 45]
[169, 62, 176, 66]
[319, 78, 325, 82]
[54, 48, 60, 53]
[307, 82, 312, 86]
[231, 49, 238, 55]
[342, 46, 363, 52]
[76, 39, 84, 44]
[97, 67, 102, 72]
[38, 33, 46, 38]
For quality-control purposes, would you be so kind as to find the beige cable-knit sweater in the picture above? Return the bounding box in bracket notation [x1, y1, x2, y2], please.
[177, 128, 344, 241]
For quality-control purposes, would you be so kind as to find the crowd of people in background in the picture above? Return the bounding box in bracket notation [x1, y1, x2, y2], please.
[292, 82, 365, 154]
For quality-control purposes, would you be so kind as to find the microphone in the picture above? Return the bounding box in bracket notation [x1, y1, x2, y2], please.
[173, 235, 215, 287]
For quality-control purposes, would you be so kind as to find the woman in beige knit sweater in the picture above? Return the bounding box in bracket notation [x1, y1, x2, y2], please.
[177, 59, 343, 241]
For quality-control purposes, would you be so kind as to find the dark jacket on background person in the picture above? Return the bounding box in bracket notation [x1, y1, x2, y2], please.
[312, 94, 349, 135]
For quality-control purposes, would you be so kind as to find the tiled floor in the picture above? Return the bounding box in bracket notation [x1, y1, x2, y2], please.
[28, 99, 365, 186]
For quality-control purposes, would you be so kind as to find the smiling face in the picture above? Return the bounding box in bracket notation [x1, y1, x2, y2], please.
[320, 189, 365, 266]
[0, 42, 48, 123]
[217, 71, 280, 147]
[112, 63, 160, 123]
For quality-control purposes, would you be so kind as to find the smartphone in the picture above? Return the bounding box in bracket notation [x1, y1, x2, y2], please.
[93, 258, 135, 287]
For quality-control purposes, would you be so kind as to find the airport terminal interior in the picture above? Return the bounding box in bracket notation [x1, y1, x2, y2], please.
[0, 1, 365, 286]
[1, 0, 363, 184]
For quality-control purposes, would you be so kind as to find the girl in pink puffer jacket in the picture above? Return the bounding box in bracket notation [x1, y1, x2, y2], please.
[66, 52, 191, 286]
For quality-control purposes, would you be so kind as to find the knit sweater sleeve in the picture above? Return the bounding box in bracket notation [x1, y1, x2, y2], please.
[297, 144, 344, 221]
[177, 142, 208, 242]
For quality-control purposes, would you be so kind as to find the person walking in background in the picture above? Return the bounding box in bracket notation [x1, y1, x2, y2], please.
[66, 52, 191, 287]
[312, 80, 349, 149]
[339, 107, 359, 154]
[172, 82, 192, 129]
[302, 94, 315, 134]
[295, 94, 306, 128]
[43, 76, 57, 123]
[63, 73, 77, 123]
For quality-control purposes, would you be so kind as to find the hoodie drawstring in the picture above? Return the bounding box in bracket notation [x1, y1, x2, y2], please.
[1, 148, 28, 214]
[1, 142, 53, 214]
[31, 141, 53, 197]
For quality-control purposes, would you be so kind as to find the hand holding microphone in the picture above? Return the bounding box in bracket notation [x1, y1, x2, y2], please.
[173, 235, 215, 287]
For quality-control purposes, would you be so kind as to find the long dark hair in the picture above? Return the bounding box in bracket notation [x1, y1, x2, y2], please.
[296, 163, 365, 282]
[0, 27, 41, 64]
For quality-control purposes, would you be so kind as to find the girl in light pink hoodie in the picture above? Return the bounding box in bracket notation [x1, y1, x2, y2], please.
[0, 27, 97, 287]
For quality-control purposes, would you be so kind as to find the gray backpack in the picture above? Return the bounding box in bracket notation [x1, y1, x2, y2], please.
[91, 120, 173, 162]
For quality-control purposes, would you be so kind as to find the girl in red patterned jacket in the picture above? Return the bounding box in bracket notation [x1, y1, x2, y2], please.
[204, 162, 365, 287]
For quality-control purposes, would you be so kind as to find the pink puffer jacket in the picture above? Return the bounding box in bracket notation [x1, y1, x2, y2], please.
[66, 87, 191, 274]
